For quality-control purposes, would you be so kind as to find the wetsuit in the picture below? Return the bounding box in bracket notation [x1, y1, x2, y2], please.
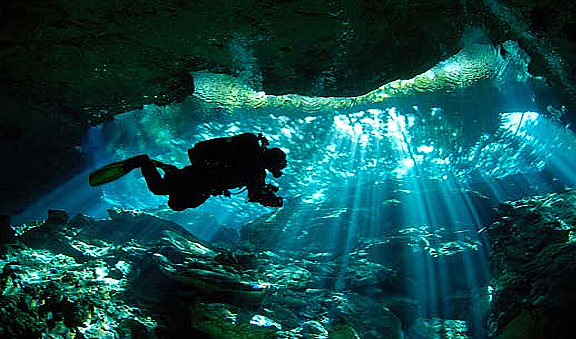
[141, 133, 280, 210]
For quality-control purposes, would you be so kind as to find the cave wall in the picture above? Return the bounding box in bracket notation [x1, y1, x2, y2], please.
[1, 0, 575, 214]
[486, 190, 576, 337]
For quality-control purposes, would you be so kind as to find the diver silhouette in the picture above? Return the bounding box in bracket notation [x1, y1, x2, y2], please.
[89, 133, 287, 210]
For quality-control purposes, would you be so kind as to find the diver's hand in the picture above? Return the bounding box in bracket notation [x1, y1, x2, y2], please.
[265, 184, 279, 193]
[258, 186, 283, 207]
[259, 195, 283, 207]
[248, 185, 283, 207]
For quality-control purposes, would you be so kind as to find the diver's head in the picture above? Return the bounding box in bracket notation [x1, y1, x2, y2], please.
[264, 148, 287, 178]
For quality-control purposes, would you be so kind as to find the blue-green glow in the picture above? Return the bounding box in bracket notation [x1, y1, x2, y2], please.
[14, 45, 576, 337]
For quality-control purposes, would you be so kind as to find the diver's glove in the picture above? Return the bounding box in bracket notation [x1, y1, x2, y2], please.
[258, 195, 283, 207]
[249, 184, 283, 207]
[265, 184, 279, 193]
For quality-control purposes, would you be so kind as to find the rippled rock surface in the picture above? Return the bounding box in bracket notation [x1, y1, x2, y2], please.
[2, 207, 491, 338]
[486, 189, 576, 338]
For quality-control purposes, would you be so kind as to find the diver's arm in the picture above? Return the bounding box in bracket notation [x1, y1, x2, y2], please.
[247, 171, 267, 202]
[141, 160, 172, 195]
[247, 171, 282, 207]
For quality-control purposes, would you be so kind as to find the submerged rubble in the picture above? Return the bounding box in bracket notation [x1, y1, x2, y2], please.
[2, 205, 492, 338]
[486, 189, 576, 338]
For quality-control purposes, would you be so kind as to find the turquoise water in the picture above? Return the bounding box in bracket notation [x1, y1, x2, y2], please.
[11, 41, 576, 338]
[83, 69, 576, 337]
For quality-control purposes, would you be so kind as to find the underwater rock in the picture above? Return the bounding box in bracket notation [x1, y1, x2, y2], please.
[486, 189, 576, 337]
[155, 257, 267, 303]
[156, 229, 216, 259]
[191, 42, 530, 119]
[17, 209, 201, 263]
[46, 209, 69, 225]
[297, 320, 329, 339]
[18, 214, 97, 262]
[3, 0, 574, 119]
[262, 264, 312, 290]
[336, 294, 404, 339]
[189, 303, 278, 339]
[330, 323, 362, 339]
[76, 208, 203, 246]
[3, 206, 493, 338]
[240, 194, 491, 334]
[0, 215, 15, 245]
[0, 244, 158, 338]
[144, 231, 267, 306]
[349, 233, 490, 333]
[4, 209, 222, 337]
[0, 0, 467, 120]
[407, 318, 470, 339]
[343, 258, 405, 297]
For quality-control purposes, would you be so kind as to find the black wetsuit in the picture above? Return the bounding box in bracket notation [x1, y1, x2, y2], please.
[141, 133, 277, 210]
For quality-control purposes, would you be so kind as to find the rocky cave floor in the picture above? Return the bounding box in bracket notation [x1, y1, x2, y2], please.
[2, 189, 576, 338]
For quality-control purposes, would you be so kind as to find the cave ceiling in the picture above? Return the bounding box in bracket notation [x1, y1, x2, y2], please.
[2, 0, 574, 120]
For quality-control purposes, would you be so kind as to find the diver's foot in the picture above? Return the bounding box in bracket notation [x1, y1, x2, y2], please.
[122, 155, 150, 171]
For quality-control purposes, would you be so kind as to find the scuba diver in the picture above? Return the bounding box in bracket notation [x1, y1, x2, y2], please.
[89, 133, 287, 210]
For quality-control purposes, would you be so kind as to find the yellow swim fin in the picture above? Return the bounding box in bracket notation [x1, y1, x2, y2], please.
[89, 160, 133, 187]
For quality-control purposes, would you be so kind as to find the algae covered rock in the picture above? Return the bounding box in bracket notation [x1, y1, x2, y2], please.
[486, 189, 576, 337]
[189, 303, 280, 339]
[0, 244, 156, 338]
[407, 318, 471, 339]
[3, 208, 233, 337]
[2, 202, 492, 338]
[3, 204, 491, 338]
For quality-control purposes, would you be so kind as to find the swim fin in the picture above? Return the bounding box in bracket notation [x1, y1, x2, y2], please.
[88, 155, 150, 187]
[88, 161, 133, 187]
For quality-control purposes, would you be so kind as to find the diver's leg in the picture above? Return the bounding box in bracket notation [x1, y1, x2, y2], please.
[167, 196, 187, 211]
[141, 160, 170, 195]
[168, 192, 208, 211]
[122, 155, 151, 172]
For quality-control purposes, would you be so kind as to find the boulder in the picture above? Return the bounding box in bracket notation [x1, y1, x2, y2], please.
[486, 190, 576, 337]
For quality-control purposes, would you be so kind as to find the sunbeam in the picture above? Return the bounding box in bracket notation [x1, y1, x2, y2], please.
[46, 94, 573, 339]
[7, 38, 576, 338]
